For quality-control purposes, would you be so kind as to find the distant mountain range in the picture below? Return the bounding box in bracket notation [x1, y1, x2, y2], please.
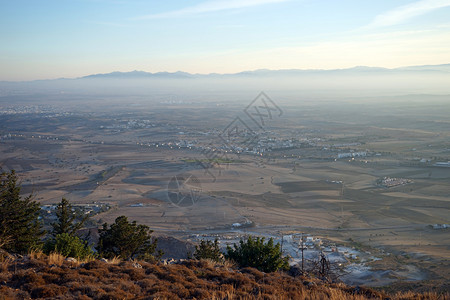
[1, 64, 449, 98]
[0, 64, 449, 83]
[79, 64, 450, 80]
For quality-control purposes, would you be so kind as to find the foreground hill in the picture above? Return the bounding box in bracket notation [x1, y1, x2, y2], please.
[0, 253, 445, 300]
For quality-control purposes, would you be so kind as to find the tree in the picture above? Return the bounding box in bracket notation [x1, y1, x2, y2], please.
[0, 170, 44, 253]
[52, 198, 88, 236]
[194, 238, 223, 262]
[226, 236, 289, 272]
[43, 233, 94, 259]
[97, 216, 160, 260]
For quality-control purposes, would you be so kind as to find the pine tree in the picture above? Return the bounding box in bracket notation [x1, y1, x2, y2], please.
[226, 236, 289, 272]
[52, 198, 88, 236]
[194, 238, 223, 262]
[97, 216, 160, 260]
[0, 170, 44, 253]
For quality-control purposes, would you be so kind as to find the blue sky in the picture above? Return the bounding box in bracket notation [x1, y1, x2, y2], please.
[1, 0, 450, 80]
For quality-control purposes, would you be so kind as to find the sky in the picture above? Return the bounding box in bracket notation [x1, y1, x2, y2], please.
[1, 0, 450, 81]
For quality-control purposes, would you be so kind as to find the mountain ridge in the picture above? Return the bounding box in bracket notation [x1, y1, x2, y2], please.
[2, 63, 450, 83]
[80, 64, 450, 80]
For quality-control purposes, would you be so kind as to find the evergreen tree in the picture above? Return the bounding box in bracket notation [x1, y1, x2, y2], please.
[0, 170, 44, 253]
[226, 236, 289, 272]
[194, 238, 223, 262]
[43, 233, 94, 259]
[97, 216, 160, 260]
[52, 198, 88, 236]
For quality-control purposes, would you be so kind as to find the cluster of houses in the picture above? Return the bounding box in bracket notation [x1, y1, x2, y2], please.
[337, 151, 367, 159]
[39, 203, 110, 223]
[378, 177, 413, 188]
[0, 133, 68, 142]
[432, 224, 449, 230]
[100, 119, 156, 130]
[433, 161, 450, 167]
[0, 105, 54, 115]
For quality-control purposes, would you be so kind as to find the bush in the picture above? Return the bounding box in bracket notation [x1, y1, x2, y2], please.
[43, 233, 94, 259]
[225, 236, 289, 273]
[194, 239, 223, 262]
[97, 216, 161, 260]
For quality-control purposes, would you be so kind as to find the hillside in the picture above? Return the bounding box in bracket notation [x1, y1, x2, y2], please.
[0, 252, 445, 300]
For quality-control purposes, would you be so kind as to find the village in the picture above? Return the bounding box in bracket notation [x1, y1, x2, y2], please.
[186, 229, 391, 286]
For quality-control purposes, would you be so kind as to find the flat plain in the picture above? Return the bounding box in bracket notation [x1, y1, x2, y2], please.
[1, 95, 449, 289]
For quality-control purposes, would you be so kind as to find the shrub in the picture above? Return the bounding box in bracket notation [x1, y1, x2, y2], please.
[30, 284, 67, 298]
[43, 233, 94, 259]
[191, 287, 212, 298]
[97, 216, 161, 260]
[226, 236, 289, 273]
[11, 270, 45, 287]
[194, 238, 224, 262]
[241, 267, 265, 281]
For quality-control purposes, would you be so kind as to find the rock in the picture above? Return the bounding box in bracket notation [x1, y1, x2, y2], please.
[288, 265, 303, 277]
[155, 236, 196, 260]
[167, 258, 176, 265]
[132, 262, 142, 269]
[303, 280, 316, 288]
[100, 258, 108, 263]
[65, 257, 77, 263]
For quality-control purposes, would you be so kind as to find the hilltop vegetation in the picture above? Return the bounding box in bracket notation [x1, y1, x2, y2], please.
[0, 252, 445, 300]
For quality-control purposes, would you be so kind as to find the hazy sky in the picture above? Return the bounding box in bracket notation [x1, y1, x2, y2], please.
[1, 0, 450, 80]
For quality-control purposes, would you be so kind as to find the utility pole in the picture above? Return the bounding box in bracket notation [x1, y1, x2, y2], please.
[301, 233, 305, 272]
[341, 181, 345, 220]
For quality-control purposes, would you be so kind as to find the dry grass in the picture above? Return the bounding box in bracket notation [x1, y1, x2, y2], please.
[29, 250, 96, 267]
[0, 256, 13, 273]
[28, 249, 45, 260]
[108, 256, 121, 264]
[0, 253, 447, 300]
[47, 252, 65, 266]
[199, 258, 236, 269]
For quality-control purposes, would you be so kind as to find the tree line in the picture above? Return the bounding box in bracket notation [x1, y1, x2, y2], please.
[0, 170, 161, 261]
